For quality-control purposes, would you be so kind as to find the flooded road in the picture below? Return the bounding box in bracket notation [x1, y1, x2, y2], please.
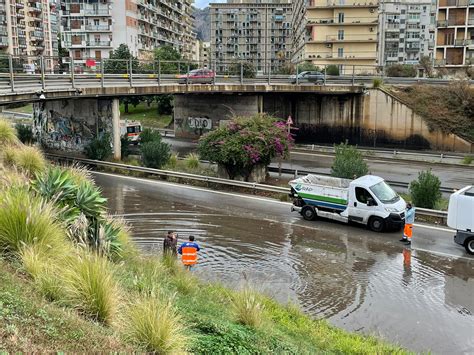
[95, 172, 474, 354]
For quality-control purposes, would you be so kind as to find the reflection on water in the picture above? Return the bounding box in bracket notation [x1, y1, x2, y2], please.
[102, 179, 474, 354]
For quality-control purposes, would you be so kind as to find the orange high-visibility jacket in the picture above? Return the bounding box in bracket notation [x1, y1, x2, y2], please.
[178, 242, 200, 266]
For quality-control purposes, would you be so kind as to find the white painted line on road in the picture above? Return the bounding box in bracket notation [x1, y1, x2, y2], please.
[93, 171, 293, 206]
[414, 247, 472, 261]
[414, 224, 454, 233]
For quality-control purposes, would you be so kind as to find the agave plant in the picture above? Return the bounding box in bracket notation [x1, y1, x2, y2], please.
[75, 182, 107, 219]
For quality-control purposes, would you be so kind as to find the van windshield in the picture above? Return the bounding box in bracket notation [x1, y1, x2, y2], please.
[369, 181, 399, 204]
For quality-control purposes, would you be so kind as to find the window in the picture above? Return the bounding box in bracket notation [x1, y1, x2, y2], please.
[338, 12, 344, 23]
[338, 47, 344, 57]
[95, 50, 101, 59]
[370, 181, 399, 203]
[338, 30, 344, 40]
[355, 187, 375, 204]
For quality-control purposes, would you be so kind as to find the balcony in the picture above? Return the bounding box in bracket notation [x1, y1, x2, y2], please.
[438, 0, 469, 6]
[84, 8, 110, 16]
[455, 39, 474, 46]
[308, 0, 378, 8]
[85, 24, 111, 31]
[86, 40, 111, 47]
[0, 37, 7, 47]
[307, 18, 378, 26]
[322, 34, 376, 42]
[406, 46, 421, 51]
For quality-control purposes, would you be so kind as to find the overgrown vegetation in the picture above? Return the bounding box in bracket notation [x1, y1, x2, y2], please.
[15, 123, 34, 144]
[385, 64, 417, 77]
[198, 114, 293, 181]
[409, 170, 442, 209]
[331, 142, 369, 179]
[84, 134, 112, 161]
[0, 124, 408, 353]
[389, 82, 474, 142]
[372, 78, 383, 88]
[229, 61, 256, 79]
[139, 129, 171, 169]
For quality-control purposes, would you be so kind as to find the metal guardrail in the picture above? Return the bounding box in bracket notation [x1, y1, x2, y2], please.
[296, 144, 467, 160]
[46, 153, 448, 221]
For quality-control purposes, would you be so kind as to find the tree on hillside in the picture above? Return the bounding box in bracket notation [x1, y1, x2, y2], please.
[104, 44, 139, 74]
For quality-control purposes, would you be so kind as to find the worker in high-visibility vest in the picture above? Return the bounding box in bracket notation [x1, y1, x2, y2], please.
[400, 202, 415, 245]
[178, 235, 200, 270]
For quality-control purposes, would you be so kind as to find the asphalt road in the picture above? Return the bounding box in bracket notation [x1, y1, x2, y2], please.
[93, 171, 474, 354]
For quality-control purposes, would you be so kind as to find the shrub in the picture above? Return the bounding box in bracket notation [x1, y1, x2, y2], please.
[15, 123, 34, 144]
[326, 64, 340, 76]
[121, 136, 131, 158]
[229, 61, 256, 79]
[198, 114, 293, 181]
[123, 297, 187, 353]
[184, 153, 200, 170]
[139, 128, 163, 145]
[409, 170, 442, 209]
[166, 153, 179, 169]
[231, 287, 264, 328]
[385, 64, 417, 77]
[172, 268, 197, 295]
[0, 119, 18, 145]
[297, 62, 321, 73]
[13, 146, 46, 176]
[330, 142, 368, 179]
[462, 155, 473, 165]
[372, 78, 383, 88]
[141, 140, 171, 169]
[63, 253, 119, 325]
[84, 134, 112, 161]
[0, 188, 65, 254]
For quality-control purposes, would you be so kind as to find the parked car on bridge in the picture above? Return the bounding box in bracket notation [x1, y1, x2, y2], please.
[289, 71, 324, 84]
[177, 69, 215, 84]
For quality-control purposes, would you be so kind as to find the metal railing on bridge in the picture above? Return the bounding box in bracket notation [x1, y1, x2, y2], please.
[0, 55, 465, 96]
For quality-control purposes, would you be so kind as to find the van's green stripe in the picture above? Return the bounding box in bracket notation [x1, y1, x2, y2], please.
[296, 192, 347, 205]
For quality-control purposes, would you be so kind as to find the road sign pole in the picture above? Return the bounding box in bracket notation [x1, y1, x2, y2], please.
[40, 56, 45, 90]
[129, 57, 133, 87]
[71, 57, 75, 89]
[9, 55, 14, 93]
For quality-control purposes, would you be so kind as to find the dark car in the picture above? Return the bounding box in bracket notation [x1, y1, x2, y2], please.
[177, 68, 215, 84]
[289, 71, 324, 84]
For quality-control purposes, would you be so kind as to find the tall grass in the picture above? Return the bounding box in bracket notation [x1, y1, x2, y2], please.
[184, 153, 200, 170]
[130, 257, 166, 296]
[19, 245, 67, 301]
[231, 287, 265, 328]
[13, 145, 46, 176]
[0, 188, 66, 254]
[166, 153, 179, 169]
[0, 119, 18, 145]
[63, 253, 119, 325]
[172, 267, 198, 295]
[161, 253, 178, 275]
[123, 297, 187, 353]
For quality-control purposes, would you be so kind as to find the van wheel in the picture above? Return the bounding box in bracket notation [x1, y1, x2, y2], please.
[301, 206, 316, 221]
[368, 216, 385, 232]
[464, 238, 474, 255]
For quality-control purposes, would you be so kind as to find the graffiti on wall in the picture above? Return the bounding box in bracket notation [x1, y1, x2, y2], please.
[175, 116, 212, 137]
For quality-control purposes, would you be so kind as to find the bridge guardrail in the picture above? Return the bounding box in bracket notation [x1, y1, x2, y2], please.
[45, 153, 448, 223]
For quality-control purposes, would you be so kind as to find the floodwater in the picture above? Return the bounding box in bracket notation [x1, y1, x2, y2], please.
[97, 174, 474, 354]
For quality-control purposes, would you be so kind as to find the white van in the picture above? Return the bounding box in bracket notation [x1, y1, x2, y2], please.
[290, 174, 406, 232]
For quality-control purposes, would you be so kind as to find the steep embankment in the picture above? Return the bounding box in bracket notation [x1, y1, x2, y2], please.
[387, 82, 474, 142]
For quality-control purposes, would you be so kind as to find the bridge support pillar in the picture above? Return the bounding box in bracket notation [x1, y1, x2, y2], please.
[111, 98, 121, 160]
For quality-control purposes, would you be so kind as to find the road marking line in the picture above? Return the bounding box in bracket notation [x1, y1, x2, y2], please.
[414, 247, 471, 261]
[414, 224, 454, 233]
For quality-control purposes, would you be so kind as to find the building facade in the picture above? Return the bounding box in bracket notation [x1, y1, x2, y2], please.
[378, 0, 435, 66]
[210, 0, 292, 73]
[60, 0, 196, 68]
[200, 40, 209, 65]
[292, 0, 379, 72]
[434, 0, 474, 67]
[0, 0, 58, 63]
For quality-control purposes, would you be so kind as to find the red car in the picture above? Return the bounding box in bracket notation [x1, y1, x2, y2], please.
[177, 68, 215, 84]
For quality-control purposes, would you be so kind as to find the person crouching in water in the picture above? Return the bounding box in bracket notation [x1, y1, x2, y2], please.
[400, 203, 415, 245]
[178, 235, 200, 270]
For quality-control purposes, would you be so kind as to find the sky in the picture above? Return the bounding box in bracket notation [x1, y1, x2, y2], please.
[195, 0, 225, 8]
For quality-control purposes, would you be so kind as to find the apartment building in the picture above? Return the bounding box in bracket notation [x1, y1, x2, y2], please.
[378, 0, 435, 66]
[210, 0, 292, 72]
[200, 40, 209, 65]
[292, 0, 379, 71]
[60, 0, 196, 68]
[435, 0, 474, 67]
[0, 0, 58, 62]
